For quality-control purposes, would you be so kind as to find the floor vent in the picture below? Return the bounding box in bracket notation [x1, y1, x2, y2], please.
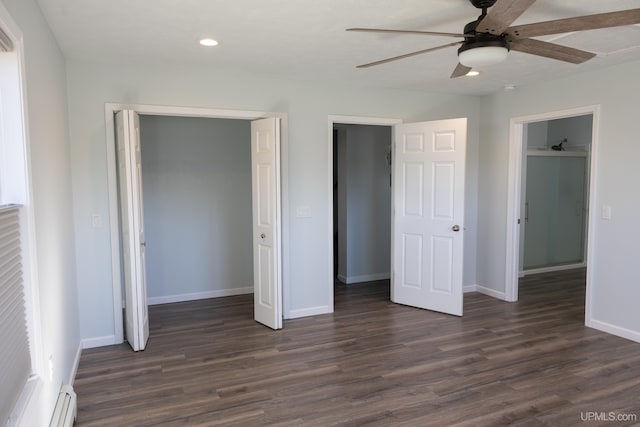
[49, 385, 76, 427]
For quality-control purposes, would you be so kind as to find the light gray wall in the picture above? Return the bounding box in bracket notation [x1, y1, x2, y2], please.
[524, 121, 548, 150]
[139, 115, 252, 301]
[1, 0, 80, 423]
[336, 124, 391, 283]
[66, 59, 481, 340]
[478, 60, 640, 339]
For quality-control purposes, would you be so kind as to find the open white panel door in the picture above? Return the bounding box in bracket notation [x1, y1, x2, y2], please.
[251, 117, 282, 329]
[115, 110, 150, 351]
[392, 118, 466, 316]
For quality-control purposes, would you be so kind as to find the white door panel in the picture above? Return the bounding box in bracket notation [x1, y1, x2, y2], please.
[392, 118, 466, 316]
[115, 110, 149, 351]
[251, 117, 282, 329]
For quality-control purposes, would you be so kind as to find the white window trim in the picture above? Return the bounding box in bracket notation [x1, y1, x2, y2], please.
[0, 3, 45, 425]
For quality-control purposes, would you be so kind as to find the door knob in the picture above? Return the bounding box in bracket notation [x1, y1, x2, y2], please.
[260, 233, 266, 239]
[452, 225, 460, 232]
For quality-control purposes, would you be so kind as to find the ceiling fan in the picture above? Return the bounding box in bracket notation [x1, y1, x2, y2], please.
[347, 0, 640, 78]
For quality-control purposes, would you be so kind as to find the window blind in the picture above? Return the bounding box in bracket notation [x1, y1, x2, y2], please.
[0, 27, 13, 52]
[0, 205, 31, 423]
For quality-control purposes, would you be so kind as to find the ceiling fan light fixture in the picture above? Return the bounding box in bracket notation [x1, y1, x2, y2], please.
[459, 45, 509, 68]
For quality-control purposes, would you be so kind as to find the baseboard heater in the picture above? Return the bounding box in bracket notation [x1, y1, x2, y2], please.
[49, 385, 76, 427]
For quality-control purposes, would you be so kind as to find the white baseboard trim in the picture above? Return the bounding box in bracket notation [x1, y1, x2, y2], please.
[523, 262, 586, 276]
[476, 285, 507, 300]
[81, 335, 118, 349]
[147, 287, 253, 305]
[587, 319, 640, 343]
[68, 343, 82, 385]
[465, 284, 507, 301]
[339, 272, 390, 284]
[288, 305, 331, 319]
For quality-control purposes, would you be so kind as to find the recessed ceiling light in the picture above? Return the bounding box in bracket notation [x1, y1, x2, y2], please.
[466, 70, 480, 77]
[199, 38, 218, 47]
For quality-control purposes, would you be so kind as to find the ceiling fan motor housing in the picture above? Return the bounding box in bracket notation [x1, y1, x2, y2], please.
[459, 18, 510, 54]
[469, 0, 497, 10]
[457, 17, 510, 68]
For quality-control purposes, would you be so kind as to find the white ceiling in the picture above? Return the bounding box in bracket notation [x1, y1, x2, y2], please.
[36, 0, 640, 95]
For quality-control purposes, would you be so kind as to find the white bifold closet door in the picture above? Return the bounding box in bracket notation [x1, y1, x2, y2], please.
[115, 110, 149, 351]
[251, 117, 283, 330]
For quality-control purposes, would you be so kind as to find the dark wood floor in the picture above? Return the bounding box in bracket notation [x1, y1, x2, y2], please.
[74, 269, 640, 426]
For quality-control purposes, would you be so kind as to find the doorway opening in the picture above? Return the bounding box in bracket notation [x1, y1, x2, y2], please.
[106, 104, 288, 346]
[332, 123, 392, 303]
[328, 116, 400, 312]
[520, 114, 592, 276]
[138, 115, 254, 306]
[505, 106, 598, 323]
[328, 115, 468, 317]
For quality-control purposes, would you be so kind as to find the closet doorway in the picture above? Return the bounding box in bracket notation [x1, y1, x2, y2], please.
[520, 114, 592, 275]
[139, 115, 254, 306]
[505, 106, 598, 308]
[106, 104, 288, 349]
[333, 123, 392, 289]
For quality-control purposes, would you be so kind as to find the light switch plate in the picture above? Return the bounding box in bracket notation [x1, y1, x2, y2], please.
[91, 214, 102, 228]
[296, 206, 311, 218]
[601, 205, 612, 220]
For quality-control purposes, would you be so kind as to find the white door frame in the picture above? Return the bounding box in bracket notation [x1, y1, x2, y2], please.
[504, 105, 599, 324]
[105, 103, 289, 343]
[327, 115, 402, 312]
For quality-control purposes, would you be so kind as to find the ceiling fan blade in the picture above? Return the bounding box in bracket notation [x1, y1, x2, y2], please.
[347, 28, 468, 38]
[507, 9, 640, 39]
[356, 41, 462, 68]
[450, 63, 472, 79]
[510, 38, 596, 64]
[477, 0, 537, 35]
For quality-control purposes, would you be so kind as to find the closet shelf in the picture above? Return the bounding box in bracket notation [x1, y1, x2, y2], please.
[527, 149, 588, 157]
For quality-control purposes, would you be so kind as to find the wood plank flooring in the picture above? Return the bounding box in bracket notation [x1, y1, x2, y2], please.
[74, 269, 640, 426]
